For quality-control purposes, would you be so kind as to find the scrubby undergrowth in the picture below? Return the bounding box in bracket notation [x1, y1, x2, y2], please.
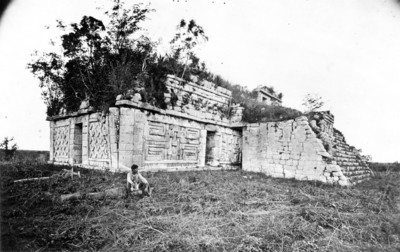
[1, 162, 399, 251]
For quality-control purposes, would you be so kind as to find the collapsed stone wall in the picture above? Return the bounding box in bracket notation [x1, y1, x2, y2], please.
[307, 111, 372, 184]
[242, 112, 372, 185]
[157, 75, 233, 123]
[332, 129, 371, 184]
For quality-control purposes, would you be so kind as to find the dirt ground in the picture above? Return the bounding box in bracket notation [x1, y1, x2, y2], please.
[1, 162, 399, 251]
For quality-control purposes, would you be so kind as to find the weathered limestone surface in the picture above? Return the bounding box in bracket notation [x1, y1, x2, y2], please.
[242, 116, 349, 185]
[332, 129, 372, 184]
[49, 121, 55, 162]
[120, 108, 242, 172]
[52, 119, 70, 164]
[163, 75, 234, 124]
[243, 112, 372, 185]
[230, 104, 244, 124]
[109, 108, 119, 170]
[118, 108, 135, 169]
[51, 112, 115, 169]
[307, 111, 372, 184]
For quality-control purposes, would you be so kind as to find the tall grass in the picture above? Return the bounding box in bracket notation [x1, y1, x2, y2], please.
[1, 162, 399, 251]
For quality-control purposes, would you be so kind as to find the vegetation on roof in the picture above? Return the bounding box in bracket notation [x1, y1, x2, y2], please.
[28, 2, 209, 116]
[28, 1, 299, 123]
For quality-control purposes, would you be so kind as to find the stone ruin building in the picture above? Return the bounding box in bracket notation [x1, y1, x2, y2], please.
[48, 75, 372, 186]
[256, 86, 282, 106]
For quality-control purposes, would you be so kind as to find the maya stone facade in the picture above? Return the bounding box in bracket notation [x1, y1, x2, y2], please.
[49, 75, 242, 172]
[48, 75, 371, 185]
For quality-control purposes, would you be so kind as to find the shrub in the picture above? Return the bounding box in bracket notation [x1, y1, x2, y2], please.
[241, 101, 302, 123]
[368, 162, 400, 173]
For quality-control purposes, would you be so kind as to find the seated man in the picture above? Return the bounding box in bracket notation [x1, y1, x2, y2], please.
[126, 164, 151, 197]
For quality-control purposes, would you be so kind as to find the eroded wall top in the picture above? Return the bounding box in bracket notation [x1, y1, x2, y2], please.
[163, 75, 234, 123]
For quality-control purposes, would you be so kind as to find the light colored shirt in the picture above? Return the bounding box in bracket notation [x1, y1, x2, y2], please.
[127, 171, 148, 190]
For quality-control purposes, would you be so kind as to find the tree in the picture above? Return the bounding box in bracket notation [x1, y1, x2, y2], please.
[170, 19, 208, 80]
[27, 1, 299, 124]
[28, 1, 166, 115]
[302, 93, 324, 113]
[0, 137, 18, 161]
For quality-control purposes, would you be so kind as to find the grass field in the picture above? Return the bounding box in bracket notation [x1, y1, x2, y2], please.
[1, 162, 399, 251]
[0, 150, 49, 162]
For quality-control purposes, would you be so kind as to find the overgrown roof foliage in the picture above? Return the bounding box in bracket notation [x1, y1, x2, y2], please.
[28, 2, 167, 115]
[28, 1, 300, 122]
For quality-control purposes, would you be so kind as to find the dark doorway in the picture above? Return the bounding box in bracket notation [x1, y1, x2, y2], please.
[205, 131, 216, 165]
[73, 123, 83, 164]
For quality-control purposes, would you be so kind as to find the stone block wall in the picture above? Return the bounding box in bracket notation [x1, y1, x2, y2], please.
[217, 127, 242, 165]
[332, 129, 372, 184]
[117, 107, 135, 169]
[108, 108, 120, 170]
[242, 112, 372, 186]
[242, 116, 351, 185]
[307, 111, 372, 184]
[230, 104, 244, 124]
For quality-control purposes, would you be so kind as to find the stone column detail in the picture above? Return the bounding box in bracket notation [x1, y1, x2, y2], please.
[132, 109, 146, 167]
[108, 107, 120, 171]
[68, 118, 74, 165]
[82, 115, 89, 165]
[118, 108, 135, 170]
[49, 121, 54, 162]
[198, 129, 207, 167]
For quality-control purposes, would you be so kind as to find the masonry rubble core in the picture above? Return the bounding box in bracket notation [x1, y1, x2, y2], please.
[48, 75, 372, 186]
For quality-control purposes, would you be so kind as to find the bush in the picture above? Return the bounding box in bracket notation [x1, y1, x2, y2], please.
[241, 101, 302, 123]
[368, 162, 400, 173]
[0, 137, 18, 161]
[201, 74, 299, 123]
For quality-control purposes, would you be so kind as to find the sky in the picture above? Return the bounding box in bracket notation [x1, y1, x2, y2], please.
[0, 0, 399, 162]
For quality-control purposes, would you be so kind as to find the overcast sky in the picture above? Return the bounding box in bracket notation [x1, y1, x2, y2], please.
[0, 0, 399, 162]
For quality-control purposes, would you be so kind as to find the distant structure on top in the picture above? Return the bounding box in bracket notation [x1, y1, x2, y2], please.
[256, 86, 282, 105]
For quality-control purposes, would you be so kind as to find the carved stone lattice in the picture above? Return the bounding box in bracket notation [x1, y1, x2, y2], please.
[89, 122, 109, 159]
[54, 126, 69, 157]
